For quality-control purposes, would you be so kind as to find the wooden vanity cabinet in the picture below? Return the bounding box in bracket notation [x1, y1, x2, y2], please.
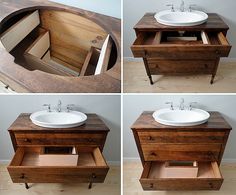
[7, 113, 110, 189]
[131, 111, 231, 190]
[131, 13, 232, 84]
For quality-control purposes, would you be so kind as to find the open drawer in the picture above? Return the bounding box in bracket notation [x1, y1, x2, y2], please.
[8, 146, 109, 183]
[131, 31, 231, 59]
[140, 161, 223, 190]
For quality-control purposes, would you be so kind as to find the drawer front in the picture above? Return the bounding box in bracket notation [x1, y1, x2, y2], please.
[131, 31, 231, 59]
[138, 131, 225, 144]
[8, 167, 108, 183]
[147, 59, 216, 75]
[15, 133, 106, 147]
[8, 147, 109, 183]
[141, 178, 223, 190]
[141, 144, 222, 161]
[140, 161, 223, 190]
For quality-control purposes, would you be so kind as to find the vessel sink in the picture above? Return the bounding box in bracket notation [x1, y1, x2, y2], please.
[153, 108, 210, 126]
[30, 110, 87, 128]
[154, 10, 208, 26]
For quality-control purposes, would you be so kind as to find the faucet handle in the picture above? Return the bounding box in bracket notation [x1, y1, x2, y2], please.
[43, 104, 51, 112]
[189, 102, 197, 110]
[166, 4, 175, 12]
[189, 4, 197, 12]
[66, 104, 75, 112]
[165, 102, 174, 110]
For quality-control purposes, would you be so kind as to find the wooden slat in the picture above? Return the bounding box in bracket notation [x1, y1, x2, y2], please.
[80, 47, 95, 76]
[0, 10, 40, 52]
[26, 31, 50, 58]
[24, 53, 73, 76]
[218, 32, 229, 45]
[201, 31, 210, 44]
[153, 32, 162, 44]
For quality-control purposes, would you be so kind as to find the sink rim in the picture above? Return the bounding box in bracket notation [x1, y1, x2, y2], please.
[152, 108, 210, 126]
[30, 110, 87, 128]
[154, 10, 208, 26]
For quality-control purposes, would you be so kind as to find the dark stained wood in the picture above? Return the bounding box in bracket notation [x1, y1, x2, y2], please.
[131, 13, 231, 84]
[131, 111, 231, 191]
[140, 162, 223, 190]
[134, 13, 229, 32]
[131, 111, 232, 131]
[9, 113, 110, 132]
[0, 0, 121, 93]
[7, 112, 110, 187]
[8, 147, 109, 183]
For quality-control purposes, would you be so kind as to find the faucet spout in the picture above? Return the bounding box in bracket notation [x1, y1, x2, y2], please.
[179, 98, 185, 110]
[180, 0, 185, 12]
[57, 100, 62, 112]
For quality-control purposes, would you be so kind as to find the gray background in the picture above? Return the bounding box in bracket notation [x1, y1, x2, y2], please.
[124, 0, 236, 58]
[123, 95, 236, 162]
[0, 95, 121, 164]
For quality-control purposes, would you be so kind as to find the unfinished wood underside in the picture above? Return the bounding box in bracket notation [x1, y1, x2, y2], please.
[39, 10, 108, 70]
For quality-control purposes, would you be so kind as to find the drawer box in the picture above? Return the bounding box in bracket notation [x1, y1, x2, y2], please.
[141, 144, 222, 161]
[138, 131, 225, 144]
[164, 161, 198, 178]
[8, 147, 109, 183]
[140, 161, 223, 190]
[131, 31, 231, 59]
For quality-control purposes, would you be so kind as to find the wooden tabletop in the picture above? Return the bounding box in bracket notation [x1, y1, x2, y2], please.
[8, 113, 110, 132]
[0, 0, 120, 93]
[131, 111, 232, 131]
[134, 13, 229, 31]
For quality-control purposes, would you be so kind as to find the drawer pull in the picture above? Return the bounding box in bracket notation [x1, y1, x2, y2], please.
[92, 173, 97, 179]
[24, 138, 30, 142]
[150, 152, 157, 156]
[210, 137, 217, 140]
[148, 136, 154, 141]
[209, 182, 214, 188]
[20, 173, 25, 179]
[88, 138, 93, 142]
[150, 183, 154, 188]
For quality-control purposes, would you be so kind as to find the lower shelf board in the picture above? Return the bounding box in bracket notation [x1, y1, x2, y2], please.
[7, 147, 109, 183]
[140, 161, 223, 190]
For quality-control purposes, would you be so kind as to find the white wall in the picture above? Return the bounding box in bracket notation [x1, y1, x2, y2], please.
[50, 0, 121, 18]
[124, 0, 236, 58]
[0, 95, 121, 163]
[123, 95, 236, 162]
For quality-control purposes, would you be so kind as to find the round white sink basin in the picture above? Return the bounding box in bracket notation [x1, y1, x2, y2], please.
[154, 10, 208, 26]
[30, 110, 87, 128]
[153, 108, 210, 126]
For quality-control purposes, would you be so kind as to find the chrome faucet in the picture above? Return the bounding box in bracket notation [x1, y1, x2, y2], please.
[179, 98, 185, 110]
[43, 104, 51, 112]
[180, 0, 185, 12]
[57, 100, 62, 112]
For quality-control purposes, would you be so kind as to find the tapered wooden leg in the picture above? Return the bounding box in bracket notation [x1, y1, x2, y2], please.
[24, 183, 29, 189]
[88, 182, 92, 189]
[149, 76, 154, 85]
[88, 173, 96, 189]
[210, 57, 220, 84]
[143, 58, 154, 85]
[210, 75, 215, 84]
